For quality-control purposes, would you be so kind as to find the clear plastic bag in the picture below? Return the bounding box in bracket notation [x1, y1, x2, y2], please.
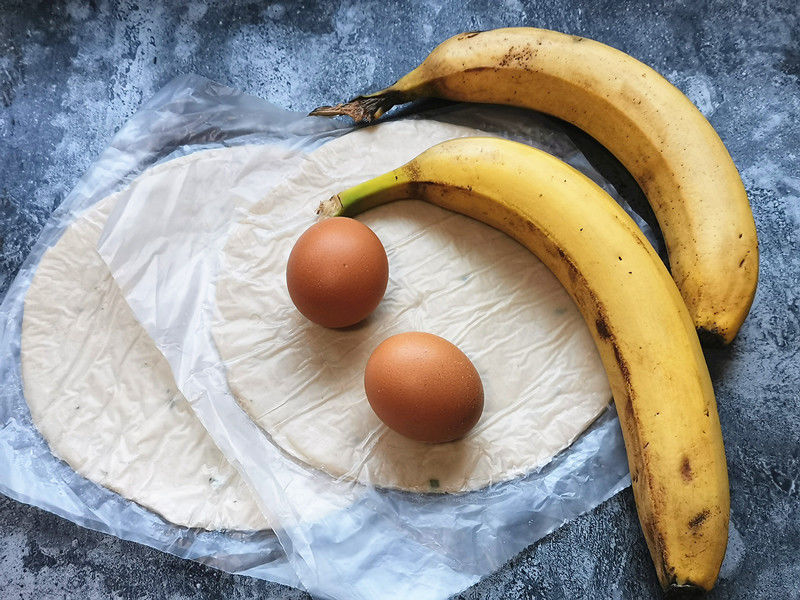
[97, 77, 647, 599]
[0, 74, 369, 588]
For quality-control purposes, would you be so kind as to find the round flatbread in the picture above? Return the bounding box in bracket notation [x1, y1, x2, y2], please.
[20, 146, 293, 531]
[213, 120, 612, 493]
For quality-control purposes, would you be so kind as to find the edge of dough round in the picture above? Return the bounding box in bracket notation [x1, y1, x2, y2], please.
[21, 144, 302, 531]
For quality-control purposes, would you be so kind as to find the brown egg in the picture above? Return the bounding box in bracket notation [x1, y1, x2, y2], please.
[286, 217, 389, 328]
[364, 332, 484, 443]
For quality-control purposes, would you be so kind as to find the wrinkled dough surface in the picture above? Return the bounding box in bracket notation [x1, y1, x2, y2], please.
[213, 121, 612, 493]
[21, 147, 280, 531]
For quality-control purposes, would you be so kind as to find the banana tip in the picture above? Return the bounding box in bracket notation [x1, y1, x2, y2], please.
[697, 327, 731, 347]
[664, 583, 707, 599]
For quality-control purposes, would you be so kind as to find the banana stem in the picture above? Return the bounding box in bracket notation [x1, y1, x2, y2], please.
[316, 195, 343, 218]
[317, 168, 411, 218]
[309, 91, 408, 123]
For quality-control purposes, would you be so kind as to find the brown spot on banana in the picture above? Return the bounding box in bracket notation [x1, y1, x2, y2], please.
[611, 343, 632, 393]
[689, 510, 710, 530]
[680, 456, 693, 482]
[595, 316, 612, 340]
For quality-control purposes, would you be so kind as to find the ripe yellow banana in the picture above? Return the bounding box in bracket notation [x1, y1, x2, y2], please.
[318, 136, 730, 594]
[312, 27, 758, 345]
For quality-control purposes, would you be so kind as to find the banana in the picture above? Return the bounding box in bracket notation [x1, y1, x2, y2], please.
[318, 136, 730, 593]
[311, 27, 758, 345]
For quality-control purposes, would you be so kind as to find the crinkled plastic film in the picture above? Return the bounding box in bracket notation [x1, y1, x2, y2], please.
[0, 74, 367, 588]
[96, 77, 653, 600]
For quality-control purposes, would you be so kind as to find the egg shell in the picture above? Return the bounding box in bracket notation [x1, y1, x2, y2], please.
[364, 332, 484, 443]
[286, 217, 389, 328]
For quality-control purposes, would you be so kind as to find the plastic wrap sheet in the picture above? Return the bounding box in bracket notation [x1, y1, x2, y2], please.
[0, 74, 356, 587]
[98, 86, 655, 599]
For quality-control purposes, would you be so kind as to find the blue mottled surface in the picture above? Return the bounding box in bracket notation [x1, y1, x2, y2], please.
[1, 1, 798, 598]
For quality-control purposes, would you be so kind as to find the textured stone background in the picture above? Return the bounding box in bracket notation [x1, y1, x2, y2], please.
[1, 1, 798, 598]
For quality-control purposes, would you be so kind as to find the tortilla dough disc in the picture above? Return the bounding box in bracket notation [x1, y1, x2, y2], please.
[21, 147, 283, 531]
[213, 120, 612, 493]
